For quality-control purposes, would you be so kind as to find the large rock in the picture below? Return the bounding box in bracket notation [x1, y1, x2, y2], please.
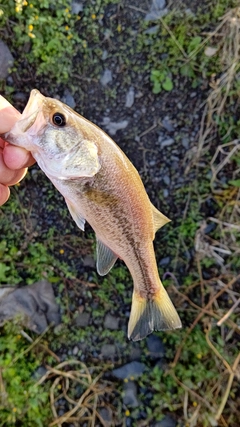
[0, 280, 61, 333]
[0, 41, 14, 79]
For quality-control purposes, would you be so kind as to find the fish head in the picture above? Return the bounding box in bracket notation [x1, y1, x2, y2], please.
[4, 89, 100, 179]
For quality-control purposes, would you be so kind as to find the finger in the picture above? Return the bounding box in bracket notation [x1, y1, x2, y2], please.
[0, 155, 27, 185]
[0, 98, 21, 132]
[0, 183, 10, 206]
[3, 145, 35, 170]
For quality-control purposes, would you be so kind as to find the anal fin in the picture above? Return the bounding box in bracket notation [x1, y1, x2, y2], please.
[65, 200, 85, 231]
[96, 238, 118, 276]
[128, 287, 182, 341]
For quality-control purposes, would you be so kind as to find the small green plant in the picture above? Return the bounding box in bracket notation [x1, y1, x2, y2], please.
[0, 0, 81, 82]
[0, 321, 51, 426]
[150, 69, 173, 93]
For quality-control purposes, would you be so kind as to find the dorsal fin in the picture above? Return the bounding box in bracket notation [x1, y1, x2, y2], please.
[151, 203, 170, 232]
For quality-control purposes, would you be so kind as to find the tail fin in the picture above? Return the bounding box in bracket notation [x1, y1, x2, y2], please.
[128, 287, 182, 341]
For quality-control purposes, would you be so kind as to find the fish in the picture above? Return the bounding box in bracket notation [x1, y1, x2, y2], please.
[3, 89, 182, 341]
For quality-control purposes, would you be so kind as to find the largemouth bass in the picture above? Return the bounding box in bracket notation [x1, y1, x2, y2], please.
[3, 89, 182, 341]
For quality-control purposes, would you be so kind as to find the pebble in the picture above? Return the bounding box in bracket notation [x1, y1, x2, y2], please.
[145, 0, 168, 21]
[101, 344, 116, 358]
[98, 407, 113, 427]
[144, 25, 159, 35]
[100, 69, 112, 86]
[72, 345, 79, 356]
[75, 312, 90, 327]
[61, 89, 76, 109]
[182, 136, 190, 149]
[71, 1, 83, 14]
[159, 137, 175, 148]
[102, 117, 129, 136]
[162, 117, 174, 132]
[159, 256, 171, 267]
[104, 313, 120, 330]
[154, 415, 177, 427]
[163, 175, 170, 186]
[0, 41, 14, 79]
[112, 361, 146, 380]
[101, 50, 108, 61]
[82, 255, 95, 268]
[32, 365, 47, 379]
[146, 335, 165, 358]
[125, 87, 135, 108]
[123, 381, 139, 407]
[163, 189, 169, 197]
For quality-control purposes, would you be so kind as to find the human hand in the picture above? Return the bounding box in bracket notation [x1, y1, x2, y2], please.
[0, 95, 35, 206]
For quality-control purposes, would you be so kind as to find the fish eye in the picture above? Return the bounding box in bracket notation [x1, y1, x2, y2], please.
[52, 113, 66, 127]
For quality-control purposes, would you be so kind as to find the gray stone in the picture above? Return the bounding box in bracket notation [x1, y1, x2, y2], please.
[163, 175, 170, 186]
[104, 313, 119, 330]
[123, 381, 139, 407]
[100, 69, 112, 86]
[146, 335, 165, 358]
[33, 365, 47, 379]
[75, 312, 90, 327]
[145, 0, 168, 21]
[101, 50, 108, 61]
[154, 415, 177, 427]
[62, 89, 76, 109]
[125, 87, 135, 108]
[159, 256, 170, 267]
[72, 345, 79, 356]
[162, 117, 174, 132]
[82, 255, 95, 268]
[163, 189, 169, 198]
[101, 344, 116, 358]
[0, 280, 61, 334]
[144, 25, 159, 35]
[98, 407, 112, 427]
[102, 117, 129, 136]
[112, 361, 146, 380]
[71, 1, 83, 14]
[159, 137, 175, 148]
[0, 41, 14, 79]
[182, 136, 190, 149]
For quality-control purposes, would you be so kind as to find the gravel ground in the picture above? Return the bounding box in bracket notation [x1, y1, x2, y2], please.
[1, 0, 239, 426]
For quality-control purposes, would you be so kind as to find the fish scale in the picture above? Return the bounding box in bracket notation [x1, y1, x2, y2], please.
[3, 89, 182, 341]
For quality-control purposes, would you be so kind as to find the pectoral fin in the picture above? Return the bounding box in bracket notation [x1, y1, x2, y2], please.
[65, 200, 85, 231]
[151, 203, 170, 232]
[96, 238, 118, 276]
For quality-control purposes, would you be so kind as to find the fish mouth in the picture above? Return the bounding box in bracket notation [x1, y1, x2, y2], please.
[18, 89, 45, 132]
[2, 89, 46, 146]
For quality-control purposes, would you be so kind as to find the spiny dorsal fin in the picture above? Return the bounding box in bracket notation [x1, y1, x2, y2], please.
[96, 238, 118, 276]
[151, 203, 170, 232]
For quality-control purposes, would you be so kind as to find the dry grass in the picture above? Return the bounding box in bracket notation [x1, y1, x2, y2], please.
[185, 7, 240, 173]
[35, 360, 115, 427]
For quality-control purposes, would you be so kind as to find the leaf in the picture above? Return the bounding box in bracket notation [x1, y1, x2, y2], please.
[228, 179, 240, 187]
[153, 81, 161, 94]
[188, 36, 202, 53]
[0, 263, 10, 281]
[162, 77, 173, 91]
